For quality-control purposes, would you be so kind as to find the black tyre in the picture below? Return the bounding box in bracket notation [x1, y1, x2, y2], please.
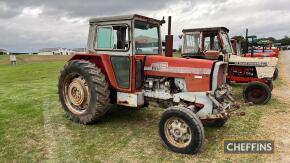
[267, 82, 273, 91]
[273, 68, 279, 81]
[204, 119, 228, 128]
[159, 106, 204, 154]
[243, 82, 271, 105]
[58, 60, 110, 124]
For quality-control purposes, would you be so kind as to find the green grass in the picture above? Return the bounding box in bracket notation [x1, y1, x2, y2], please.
[0, 55, 288, 162]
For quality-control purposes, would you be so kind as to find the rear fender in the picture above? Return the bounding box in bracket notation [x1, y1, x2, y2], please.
[69, 53, 122, 91]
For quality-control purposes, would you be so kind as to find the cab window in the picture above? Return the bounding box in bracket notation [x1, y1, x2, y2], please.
[203, 32, 221, 51]
[184, 32, 200, 53]
[96, 25, 129, 50]
[134, 21, 160, 54]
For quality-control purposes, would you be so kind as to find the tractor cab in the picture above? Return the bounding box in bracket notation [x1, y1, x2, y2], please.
[181, 27, 232, 61]
[87, 14, 163, 56]
[84, 14, 165, 97]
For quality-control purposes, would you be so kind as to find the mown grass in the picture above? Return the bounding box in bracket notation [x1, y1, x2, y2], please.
[0, 55, 287, 162]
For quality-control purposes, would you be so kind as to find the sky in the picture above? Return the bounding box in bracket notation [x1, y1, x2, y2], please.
[0, 0, 289, 52]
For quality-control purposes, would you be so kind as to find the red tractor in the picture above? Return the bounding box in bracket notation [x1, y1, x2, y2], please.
[181, 27, 278, 104]
[231, 36, 279, 80]
[58, 15, 243, 154]
[231, 29, 279, 58]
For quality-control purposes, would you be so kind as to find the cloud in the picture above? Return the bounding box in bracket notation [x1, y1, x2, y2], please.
[0, 0, 289, 52]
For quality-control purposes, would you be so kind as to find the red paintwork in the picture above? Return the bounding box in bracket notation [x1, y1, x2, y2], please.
[227, 75, 269, 84]
[69, 53, 215, 93]
[144, 55, 215, 92]
[241, 52, 278, 58]
[227, 66, 270, 84]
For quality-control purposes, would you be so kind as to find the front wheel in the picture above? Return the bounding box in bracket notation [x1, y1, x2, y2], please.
[158, 106, 204, 154]
[243, 82, 271, 105]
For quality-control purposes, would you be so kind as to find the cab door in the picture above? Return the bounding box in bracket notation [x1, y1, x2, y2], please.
[94, 23, 133, 92]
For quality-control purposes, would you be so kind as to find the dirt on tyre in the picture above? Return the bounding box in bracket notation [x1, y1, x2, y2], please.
[159, 106, 204, 154]
[243, 82, 271, 105]
[273, 68, 279, 81]
[58, 60, 110, 124]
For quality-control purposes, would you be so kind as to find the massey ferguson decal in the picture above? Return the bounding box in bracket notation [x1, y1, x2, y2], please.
[229, 62, 268, 67]
[144, 62, 211, 75]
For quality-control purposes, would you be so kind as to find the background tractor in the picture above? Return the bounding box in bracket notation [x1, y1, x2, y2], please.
[58, 15, 243, 154]
[181, 27, 278, 104]
[242, 29, 279, 58]
[231, 34, 279, 80]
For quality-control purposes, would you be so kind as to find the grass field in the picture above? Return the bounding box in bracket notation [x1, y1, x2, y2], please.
[0, 55, 288, 162]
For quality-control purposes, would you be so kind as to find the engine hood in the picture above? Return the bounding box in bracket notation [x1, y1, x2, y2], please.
[229, 55, 278, 67]
[144, 55, 215, 75]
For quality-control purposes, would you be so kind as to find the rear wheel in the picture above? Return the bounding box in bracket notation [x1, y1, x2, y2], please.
[58, 60, 110, 124]
[267, 82, 273, 91]
[243, 82, 271, 105]
[159, 106, 204, 154]
[273, 68, 279, 81]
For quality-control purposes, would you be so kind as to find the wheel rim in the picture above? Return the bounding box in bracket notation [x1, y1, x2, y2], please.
[250, 88, 264, 98]
[164, 117, 192, 148]
[247, 87, 267, 103]
[63, 73, 90, 115]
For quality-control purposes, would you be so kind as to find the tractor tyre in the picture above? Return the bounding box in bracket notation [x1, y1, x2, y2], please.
[273, 68, 279, 81]
[243, 82, 271, 105]
[204, 119, 228, 128]
[159, 106, 204, 154]
[58, 60, 110, 124]
[267, 82, 273, 91]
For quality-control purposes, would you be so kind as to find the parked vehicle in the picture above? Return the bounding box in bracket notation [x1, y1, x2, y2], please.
[58, 15, 243, 154]
[181, 27, 278, 104]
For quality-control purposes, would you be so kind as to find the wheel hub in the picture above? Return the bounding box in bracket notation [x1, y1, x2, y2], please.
[67, 78, 88, 106]
[165, 117, 191, 148]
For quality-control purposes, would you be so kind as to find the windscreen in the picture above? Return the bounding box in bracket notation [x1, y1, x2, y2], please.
[134, 21, 160, 54]
[183, 32, 200, 53]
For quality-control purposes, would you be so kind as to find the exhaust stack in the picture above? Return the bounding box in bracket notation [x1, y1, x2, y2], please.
[165, 16, 173, 57]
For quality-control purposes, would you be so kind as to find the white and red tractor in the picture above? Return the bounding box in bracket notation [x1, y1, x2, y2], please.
[58, 15, 243, 154]
[181, 27, 278, 104]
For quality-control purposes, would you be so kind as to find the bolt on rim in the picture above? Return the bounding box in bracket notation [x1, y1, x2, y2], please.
[63, 74, 90, 115]
[164, 117, 192, 148]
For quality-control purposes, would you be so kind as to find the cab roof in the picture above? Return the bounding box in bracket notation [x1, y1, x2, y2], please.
[182, 27, 229, 33]
[89, 14, 161, 25]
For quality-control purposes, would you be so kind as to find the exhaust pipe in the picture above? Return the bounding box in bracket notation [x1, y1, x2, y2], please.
[165, 16, 173, 57]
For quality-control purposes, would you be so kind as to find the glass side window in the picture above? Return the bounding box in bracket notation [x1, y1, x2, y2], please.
[97, 27, 112, 49]
[203, 33, 220, 51]
[111, 56, 130, 88]
[184, 32, 200, 53]
[221, 32, 232, 53]
[96, 25, 129, 50]
[134, 21, 159, 55]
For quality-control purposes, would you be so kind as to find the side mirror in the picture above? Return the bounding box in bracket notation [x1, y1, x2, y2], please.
[160, 16, 166, 25]
[178, 35, 183, 39]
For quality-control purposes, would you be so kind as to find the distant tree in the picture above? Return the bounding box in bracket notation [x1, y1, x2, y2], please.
[266, 37, 276, 43]
[279, 36, 290, 46]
